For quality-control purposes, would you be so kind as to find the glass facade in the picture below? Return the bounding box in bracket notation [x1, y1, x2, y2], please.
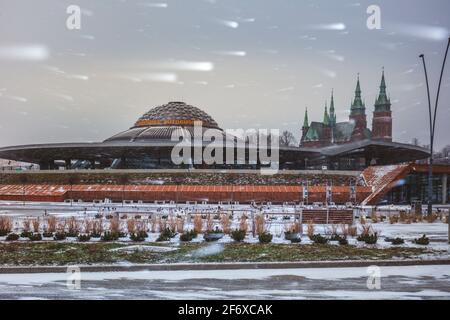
[383, 172, 448, 205]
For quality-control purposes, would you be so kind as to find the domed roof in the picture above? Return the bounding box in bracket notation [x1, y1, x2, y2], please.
[104, 101, 226, 143]
[134, 101, 220, 129]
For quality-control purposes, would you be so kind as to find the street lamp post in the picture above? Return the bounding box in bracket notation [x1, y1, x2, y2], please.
[419, 38, 450, 218]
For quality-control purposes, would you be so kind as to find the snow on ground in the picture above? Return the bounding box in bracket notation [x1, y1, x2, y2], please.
[0, 265, 449, 300]
[0, 201, 448, 253]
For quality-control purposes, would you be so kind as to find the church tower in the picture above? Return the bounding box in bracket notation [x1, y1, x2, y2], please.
[349, 74, 368, 141]
[322, 101, 332, 143]
[372, 69, 392, 141]
[301, 108, 309, 142]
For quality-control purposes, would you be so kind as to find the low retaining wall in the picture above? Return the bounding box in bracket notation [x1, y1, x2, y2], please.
[302, 209, 353, 224]
[0, 184, 372, 204]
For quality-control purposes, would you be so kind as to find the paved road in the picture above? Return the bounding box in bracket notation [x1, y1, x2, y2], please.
[0, 265, 449, 300]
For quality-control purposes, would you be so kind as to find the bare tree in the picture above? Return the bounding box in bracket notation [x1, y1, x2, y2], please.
[441, 145, 450, 158]
[279, 130, 297, 147]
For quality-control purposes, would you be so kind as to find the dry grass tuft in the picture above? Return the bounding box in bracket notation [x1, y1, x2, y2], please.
[176, 217, 185, 233]
[307, 220, 315, 238]
[32, 218, 40, 233]
[239, 214, 248, 233]
[389, 215, 399, 224]
[92, 219, 103, 235]
[109, 217, 120, 234]
[67, 217, 80, 235]
[339, 224, 349, 237]
[23, 219, 31, 232]
[158, 217, 167, 232]
[193, 214, 203, 233]
[206, 214, 214, 232]
[46, 216, 57, 233]
[370, 211, 379, 223]
[150, 215, 158, 233]
[0, 216, 13, 234]
[254, 214, 266, 236]
[84, 219, 93, 234]
[127, 219, 136, 234]
[168, 215, 177, 232]
[220, 214, 232, 234]
[360, 215, 366, 225]
[348, 225, 358, 237]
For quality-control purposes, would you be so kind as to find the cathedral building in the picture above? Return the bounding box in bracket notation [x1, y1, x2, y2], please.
[300, 71, 392, 147]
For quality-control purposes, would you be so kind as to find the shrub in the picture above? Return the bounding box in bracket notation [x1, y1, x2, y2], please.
[180, 230, 197, 242]
[66, 230, 79, 237]
[28, 233, 42, 241]
[188, 229, 198, 239]
[180, 232, 193, 242]
[42, 231, 53, 238]
[6, 233, 19, 241]
[231, 229, 246, 242]
[53, 232, 67, 241]
[329, 234, 342, 241]
[338, 238, 349, 246]
[258, 231, 273, 243]
[414, 234, 430, 245]
[130, 231, 148, 242]
[310, 234, 328, 244]
[0, 216, 13, 236]
[357, 232, 378, 244]
[156, 228, 176, 242]
[20, 231, 33, 238]
[101, 231, 120, 242]
[77, 234, 91, 242]
[284, 231, 301, 243]
[391, 237, 404, 245]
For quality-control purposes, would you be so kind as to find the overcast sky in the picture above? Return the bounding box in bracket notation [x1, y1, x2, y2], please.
[0, 0, 449, 149]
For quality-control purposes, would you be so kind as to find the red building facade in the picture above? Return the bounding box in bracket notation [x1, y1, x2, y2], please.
[301, 71, 392, 147]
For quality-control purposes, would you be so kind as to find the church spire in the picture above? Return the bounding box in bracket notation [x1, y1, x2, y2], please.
[323, 101, 330, 126]
[375, 67, 391, 111]
[303, 108, 309, 128]
[329, 89, 336, 126]
[351, 73, 365, 114]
